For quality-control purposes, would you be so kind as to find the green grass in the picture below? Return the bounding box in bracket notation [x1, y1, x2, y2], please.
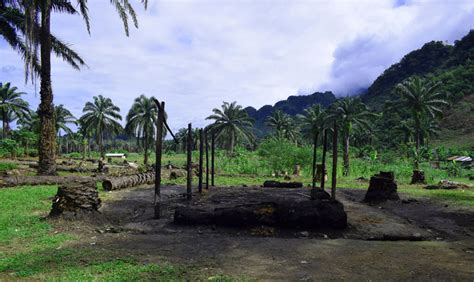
[0, 185, 235, 281]
[0, 162, 18, 172]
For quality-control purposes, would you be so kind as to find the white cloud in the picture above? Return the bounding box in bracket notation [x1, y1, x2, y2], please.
[0, 0, 473, 132]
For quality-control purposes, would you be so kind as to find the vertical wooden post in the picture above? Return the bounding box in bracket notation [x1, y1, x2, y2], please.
[198, 129, 204, 193]
[211, 130, 215, 187]
[186, 123, 193, 200]
[331, 120, 338, 200]
[205, 129, 209, 190]
[311, 132, 319, 190]
[154, 101, 165, 219]
[321, 129, 328, 191]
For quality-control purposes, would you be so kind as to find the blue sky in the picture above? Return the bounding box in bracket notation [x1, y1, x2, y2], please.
[1, 0, 473, 132]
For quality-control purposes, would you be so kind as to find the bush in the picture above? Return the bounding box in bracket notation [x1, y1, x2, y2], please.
[447, 160, 462, 177]
[0, 139, 18, 158]
[0, 162, 18, 171]
[258, 138, 311, 175]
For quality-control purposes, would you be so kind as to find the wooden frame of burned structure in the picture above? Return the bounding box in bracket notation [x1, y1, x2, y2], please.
[151, 99, 339, 219]
[152, 98, 216, 219]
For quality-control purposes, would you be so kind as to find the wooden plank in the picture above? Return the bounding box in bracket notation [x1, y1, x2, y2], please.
[187, 123, 193, 200]
[205, 129, 209, 190]
[321, 129, 328, 191]
[198, 129, 204, 193]
[154, 101, 165, 219]
[211, 130, 215, 187]
[331, 120, 338, 200]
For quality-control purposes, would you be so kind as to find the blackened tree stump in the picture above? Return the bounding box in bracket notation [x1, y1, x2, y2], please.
[49, 180, 101, 219]
[410, 170, 426, 184]
[263, 181, 303, 188]
[174, 187, 347, 229]
[364, 171, 400, 203]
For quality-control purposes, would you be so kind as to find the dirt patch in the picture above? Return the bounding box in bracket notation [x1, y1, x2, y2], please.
[48, 185, 474, 280]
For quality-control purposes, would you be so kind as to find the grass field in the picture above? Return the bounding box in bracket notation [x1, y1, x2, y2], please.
[0, 185, 235, 281]
[1, 147, 473, 279]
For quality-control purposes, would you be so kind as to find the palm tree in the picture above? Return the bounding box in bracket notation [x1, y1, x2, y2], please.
[265, 110, 299, 143]
[55, 104, 76, 135]
[206, 101, 255, 154]
[329, 97, 376, 176]
[0, 82, 30, 138]
[54, 104, 76, 154]
[18, 110, 40, 133]
[79, 95, 123, 158]
[125, 95, 166, 165]
[298, 104, 327, 143]
[0, 1, 86, 77]
[298, 104, 327, 185]
[1, 0, 147, 175]
[395, 77, 447, 169]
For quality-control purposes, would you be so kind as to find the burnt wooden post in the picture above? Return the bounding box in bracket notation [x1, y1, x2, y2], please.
[198, 129, 204, 193]
[331, 121, 338, 200]
[154, 101, 165, 219]
[205, 129, 209, 190]
[186, 123, 193, 200]
[320, 129, 328, 191]
[311, 131, 319, 190]
[211, 130, 215, 186]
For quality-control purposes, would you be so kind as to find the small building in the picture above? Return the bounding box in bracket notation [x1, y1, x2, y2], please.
[446, 156, 473, 168]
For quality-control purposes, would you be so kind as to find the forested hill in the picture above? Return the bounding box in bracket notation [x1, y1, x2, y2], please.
[244, 91, 336, 136]
[362, 29, 474, 109]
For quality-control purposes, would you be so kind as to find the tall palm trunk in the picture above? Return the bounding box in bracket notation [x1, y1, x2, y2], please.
[343, 133, 350, 176]
[25, 140, 29, 157]
[99, 130, 105, 158]
[38, 2, 57, 175]
[414, 114, 421, 170]
[229, 130, 235, 154]
[144, 131, 148, 165]
[2, 109, 7, 139]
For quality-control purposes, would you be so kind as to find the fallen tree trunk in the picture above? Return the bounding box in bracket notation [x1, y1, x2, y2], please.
[28, 163, 97, 173]
[102, 171, 155, 191]
[0, 175, 106, 188]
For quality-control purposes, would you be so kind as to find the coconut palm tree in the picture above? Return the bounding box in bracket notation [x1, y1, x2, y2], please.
[206, 101, 254, 154]
[395, 77, 447, 170]
[328, 97, 376, 176]
[125, 95, 167, 165]
[79, 95, 123, 158]
[265, 110, 299, 143]
[1, 0, 147, 175]
[0, 82, 30, 138]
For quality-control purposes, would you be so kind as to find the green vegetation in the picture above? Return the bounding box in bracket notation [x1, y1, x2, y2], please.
[0, 162, 17, 172]
[79, 95, 123, 158]
[125, 95, 160, 165]
[0, 185, 235, 280]
[206, 101, 255, 154]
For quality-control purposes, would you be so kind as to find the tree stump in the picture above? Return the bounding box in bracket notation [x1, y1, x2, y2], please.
[263, 181, 303, 188]
[49, 180, 101, 219]
[364, 171, 400, 203]
[410, 170, 426, 184]
[315, 164, 327, 182]
[293, 165, 301, 176]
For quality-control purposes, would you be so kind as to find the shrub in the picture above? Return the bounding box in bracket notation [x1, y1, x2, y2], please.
[0, 162, 18, 171]
[0, 139, 18, 158]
